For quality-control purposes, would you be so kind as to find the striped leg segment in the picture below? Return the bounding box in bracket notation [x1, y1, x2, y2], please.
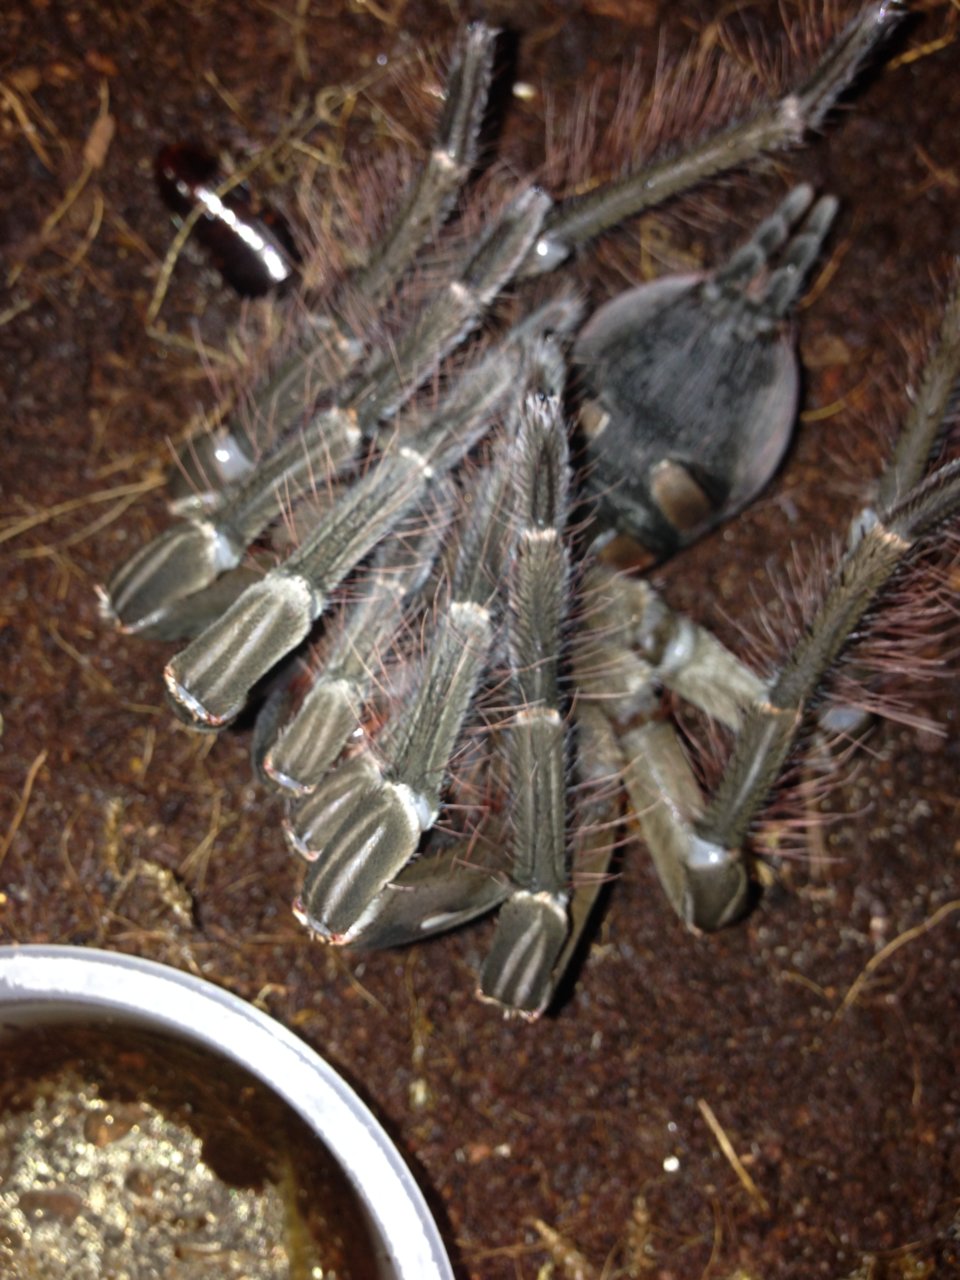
[479, 348, 576, 1016]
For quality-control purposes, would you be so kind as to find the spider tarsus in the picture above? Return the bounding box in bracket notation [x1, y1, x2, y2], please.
[790, 1, 908, 133]
[350, 22, 498, 304]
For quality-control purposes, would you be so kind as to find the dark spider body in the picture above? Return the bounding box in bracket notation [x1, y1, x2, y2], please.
[99, 3, 960, 1018]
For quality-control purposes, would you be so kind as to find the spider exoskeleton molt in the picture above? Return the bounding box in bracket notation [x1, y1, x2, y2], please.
[100, 5, 960, 1018]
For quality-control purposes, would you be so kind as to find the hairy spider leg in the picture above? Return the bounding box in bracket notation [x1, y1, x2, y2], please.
[291, 392, 530, 941]
[241, 298, 577, 807]
[476, 361, 575, 1016]
[257, 294, 585, 783]
[168, 23, 499, 513]
[696, 271, 960, 861]
[520, 2, 904, 276]
[573, 569, 765, 929]
[875, 276, 960, 511]
[258, 488, 455, 794]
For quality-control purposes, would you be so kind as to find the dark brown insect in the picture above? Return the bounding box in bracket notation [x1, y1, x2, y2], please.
[156, 142, 299, 296]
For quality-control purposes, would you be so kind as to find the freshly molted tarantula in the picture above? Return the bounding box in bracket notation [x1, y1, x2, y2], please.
[101, 5, 960, 1017]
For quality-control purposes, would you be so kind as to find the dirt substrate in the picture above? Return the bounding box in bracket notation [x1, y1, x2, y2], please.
[2, 2, 959, 1276]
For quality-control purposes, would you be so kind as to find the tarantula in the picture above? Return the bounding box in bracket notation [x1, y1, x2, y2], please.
[100, 5, 960, 1017]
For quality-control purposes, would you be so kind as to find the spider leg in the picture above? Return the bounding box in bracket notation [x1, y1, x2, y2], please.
[101, 24, 501, 632]
[521, 2, 904, 274]
[115, 563, 266, 644]
[621, 719, 747, 930]
[538, 702, 627, 990]
[623, 270, 960, 930]
[582, 567, 768, 731]
[572, 567, 763, 930]
[167, 23, 499, 512]
[290, 397, 527, 942]
[100, 401, 362, 636]
[348, 21, 497, 304]
[259, 487, 455, 795]
[477, 352, 576, 1016]
[695, 455, 960, 881]
[701, 465, 960, 855]
[874, 277, 960, 511]
[254, 296, 581, 793]
[159, 195, 554, 730]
